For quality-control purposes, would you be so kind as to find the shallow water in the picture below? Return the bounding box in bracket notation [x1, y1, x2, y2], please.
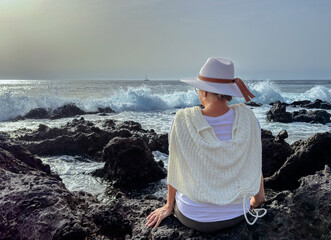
[37, 155, 107, 200]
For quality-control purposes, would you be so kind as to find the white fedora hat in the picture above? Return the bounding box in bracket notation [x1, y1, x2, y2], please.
[181, 57, 255, 102]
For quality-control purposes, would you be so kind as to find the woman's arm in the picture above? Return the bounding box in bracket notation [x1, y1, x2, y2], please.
[250, 173, 266, 210]
[145, 184, 177, 229]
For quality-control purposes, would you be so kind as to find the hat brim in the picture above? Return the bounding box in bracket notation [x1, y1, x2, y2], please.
[180, 78, 244, 98]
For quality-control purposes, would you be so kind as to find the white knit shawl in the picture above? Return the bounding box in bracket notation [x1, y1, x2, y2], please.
[167, 103, 262, 205]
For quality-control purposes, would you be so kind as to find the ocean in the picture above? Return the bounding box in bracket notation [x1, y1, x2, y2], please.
[1, 79, 330, 200]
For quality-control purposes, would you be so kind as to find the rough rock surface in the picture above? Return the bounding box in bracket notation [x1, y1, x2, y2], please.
[50, 103, 87, 119]
[256, 165, 331, 240]
[24, 107, 52, 119]
[261, 129, 293, 177]
[245, 102, 262, 107]
[11, 103, 116, 121]
[88, 165, 331, 240]
[13, 117, 169, 159]
[265, 131, 331, 190]
[93, 137, 167, 189]
[267, 101, 330, 124]
[266, 101, 292, 123]
[290, 99, 331, 110]
[0, 141, 104, 240]
[1, 127, 331, 239]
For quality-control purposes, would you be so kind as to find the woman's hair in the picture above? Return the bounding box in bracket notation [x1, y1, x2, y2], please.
[209, 92, 233, 102]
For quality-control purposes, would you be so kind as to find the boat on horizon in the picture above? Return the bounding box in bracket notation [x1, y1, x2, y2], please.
[144, 73, 150, 81]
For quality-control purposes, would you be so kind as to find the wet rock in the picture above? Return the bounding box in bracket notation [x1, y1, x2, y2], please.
[51, 103, 86, 119]
[265, 131, 331, 190]
[267, 101, 330, 124]
[244, 102, 262, 107]
[291, 109, 330, 124]
[292, 99, 331, 110]
[19, 124, 68, 141]
[266, 101, 292, 123]
[11, 115, 26, 121]
[290, 100, 311, 107]
[274, 130, 288, 142]
[93, 137, 167, 189]
[0, 132, 10, 141]
[15, 118, 116, 159]
[97, 107, 115, 113]
[24, 107, 51, 119]
[269, 101, 289, 106]
[146, 133, 169, 154]
[102, 119, 116, 128]
[117, 121, 143, 131]
[261, 129, 293, 177]
[12, 117, 169, 159]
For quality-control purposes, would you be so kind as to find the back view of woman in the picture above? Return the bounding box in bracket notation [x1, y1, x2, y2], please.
[146, 57, 266, 232]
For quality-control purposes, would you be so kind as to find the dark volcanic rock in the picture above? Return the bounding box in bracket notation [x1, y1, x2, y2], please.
[265, 131, 331, 191]
[89, 166, 331, 239]
[267, 101, 330, 124]
[93, 137, 166, 189]
[19, 124, 68, 141]
[117, 121, 143, 131]
[291, 109, 331, 124]
[244, 101, 262, 107]
[16, 117, 120, 159]
[0, 141, 108, 240]
[24, 107, 51, 119]
[274, 130, 288, 142]
[290, 100, 311, 107]
[147, 133, 169, 154]
[261, 129, 293, 177]
[51, 103, 86, 119]
[97, 106, 115, 113]
[257, 166, 331, 240]
[1, 136, 330, 239]
[15, 117, 169, 157]
[102, 119, 116, 128]
[266, 101, 292, 123]
[0, 132, 10, 141]
[290, 99, 331, 110]
[0, 141, 52, 175]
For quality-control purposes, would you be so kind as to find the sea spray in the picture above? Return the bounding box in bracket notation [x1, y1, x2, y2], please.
[0, 81, 330, 122]
[0, 91, 67, 121]
[248, 81, 285, 103]
[298, 85, 331, 102]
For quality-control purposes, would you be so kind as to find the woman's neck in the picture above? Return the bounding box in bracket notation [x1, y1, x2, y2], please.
[201, 101, 230, 117]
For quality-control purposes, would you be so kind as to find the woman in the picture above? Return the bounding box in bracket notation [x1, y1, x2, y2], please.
[146, 57, 267, 232]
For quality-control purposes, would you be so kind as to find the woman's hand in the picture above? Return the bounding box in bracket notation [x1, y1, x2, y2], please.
[250, 173, 266, 210]
[250, 195, 266, 210]
[145, 204, 173, 229]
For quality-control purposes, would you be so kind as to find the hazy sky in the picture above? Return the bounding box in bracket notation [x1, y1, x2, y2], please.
[0, 0, 330, 80]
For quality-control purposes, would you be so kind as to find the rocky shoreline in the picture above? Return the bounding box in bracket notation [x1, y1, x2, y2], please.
[1, 103, 331, 240]
[266, 101, 330, 125]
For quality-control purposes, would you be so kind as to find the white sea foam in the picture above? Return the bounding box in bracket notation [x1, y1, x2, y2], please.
[93, 86, 200, 112]
[0, 83, 330, 122]
[38, 155, 107, 200]
[248, 81, 285, 104]
[298, 85, 331, 102]
[0, 91, 67, 121]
